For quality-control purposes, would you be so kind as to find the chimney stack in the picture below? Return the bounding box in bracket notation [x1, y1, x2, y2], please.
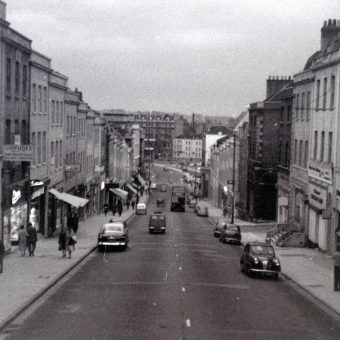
[266, 76, 293, 99]
[0, 1, 6, 21]
[321, 19, 340, 51]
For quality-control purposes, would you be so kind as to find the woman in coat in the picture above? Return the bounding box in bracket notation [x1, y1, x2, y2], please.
[58, 227, 68, 258]
[66, 231, 77, 258]
[18, 225, 28, 257]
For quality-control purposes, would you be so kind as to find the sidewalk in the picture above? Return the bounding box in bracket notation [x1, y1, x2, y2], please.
[0, 194, 149, 330]
[204, 199, 340, 316]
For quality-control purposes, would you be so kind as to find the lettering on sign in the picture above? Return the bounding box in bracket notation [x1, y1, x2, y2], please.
[3, 145, 32, 162]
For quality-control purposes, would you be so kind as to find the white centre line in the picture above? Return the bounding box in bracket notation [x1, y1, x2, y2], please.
[186, 319, 191, 328]
[182, 287, 186, 292]
[176, 254, 179, 257]
[179, 266, 182, 271]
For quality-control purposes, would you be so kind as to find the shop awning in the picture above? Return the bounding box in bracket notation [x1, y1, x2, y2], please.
[49, 189, 89, 208]
[109, 188, 128, 200]
[138, 174, 146, 186]
[126, 183, 137, 194]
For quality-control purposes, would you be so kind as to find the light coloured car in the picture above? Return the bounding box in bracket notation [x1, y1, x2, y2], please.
[136, 203, 147, 215]
[213, 218, 229, 237]
[150, 183, 157, 191]
[196, 204, 208, 217]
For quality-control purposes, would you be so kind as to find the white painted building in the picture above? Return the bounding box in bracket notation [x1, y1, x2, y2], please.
[173, 137, 202, 162]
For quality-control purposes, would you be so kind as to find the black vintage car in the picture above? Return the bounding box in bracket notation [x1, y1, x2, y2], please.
[219, 224, 241, 244]
[97, 221, 129, 251]
[149, 212, 166, 234]
[240, 242, 281, 279]
[213, 218, 229, 237]
[156, 198, 165, 207]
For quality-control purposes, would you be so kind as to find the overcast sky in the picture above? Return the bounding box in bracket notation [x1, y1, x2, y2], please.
[6, 0, 340, 116]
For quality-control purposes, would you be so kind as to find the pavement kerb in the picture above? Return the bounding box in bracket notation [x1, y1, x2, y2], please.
[0, 198, 148, 332]
[279, 271, 340, 319]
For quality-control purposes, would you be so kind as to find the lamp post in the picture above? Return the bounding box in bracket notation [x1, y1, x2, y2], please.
[231, 134, 236, 224]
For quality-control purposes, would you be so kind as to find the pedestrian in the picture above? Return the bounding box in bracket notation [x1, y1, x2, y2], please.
[136, 194, 140, 206]
[27, 223, 37, 256]
[73, 212, 79, 234]
[103, 203, 108, 216]
[66, 231, 77, 259]
[140, 186, 144, 197]
[334, 251, 340, 291]
[0, 239, 5, 273]
[131, 199, 136, 210]
[18, 225, 28, 257]
[112, 204, 117, 216]
[117, 199, 123, 217]
[58, 227, 68, 258]
[126, 200, 130, 210]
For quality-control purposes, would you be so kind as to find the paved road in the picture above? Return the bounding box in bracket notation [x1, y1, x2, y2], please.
[4, 168, 340, 339]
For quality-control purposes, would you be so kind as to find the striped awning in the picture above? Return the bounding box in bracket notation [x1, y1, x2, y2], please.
[49, 188, 89, 208]
[109, 188, 128, 200]
[126, 183, 137, 194]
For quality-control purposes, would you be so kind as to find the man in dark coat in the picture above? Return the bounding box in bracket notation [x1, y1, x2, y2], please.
[27, 223, 38, 256]
[117, 199, 123, 217]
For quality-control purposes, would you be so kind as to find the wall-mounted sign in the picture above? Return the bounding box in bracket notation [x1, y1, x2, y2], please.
[12, 189, 22, 205]
[65, 164, 80, 172]
[95, 166, 104, 173]
[4, 145, 32, 162]
[101, 181, 105, 190]
[308, 161, 332, 183]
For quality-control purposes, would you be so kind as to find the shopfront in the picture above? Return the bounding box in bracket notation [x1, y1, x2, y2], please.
[2, 184, 28, 250]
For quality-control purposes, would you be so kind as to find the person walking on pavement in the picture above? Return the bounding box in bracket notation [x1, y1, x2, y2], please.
[117, 199, 123, 217]
[136, 194, 140, 207]
[67, 230, 77, 258]
[27, 223, 37, 256]
[0, 239, 5, 273]
[18, 225, 28, 257]
[112, 203, 117, 216]
[58, 227, 68, 258]
[73, 212, 79, 234]
[103, 203, 108, 216]
[126, 200, 130, 210]
[131, 199, 135, 210]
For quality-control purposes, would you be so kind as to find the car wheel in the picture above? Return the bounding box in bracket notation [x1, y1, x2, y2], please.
[241, 262, 245, 273]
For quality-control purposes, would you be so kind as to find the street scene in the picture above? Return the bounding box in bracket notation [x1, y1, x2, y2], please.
[1, 0, 340, 339]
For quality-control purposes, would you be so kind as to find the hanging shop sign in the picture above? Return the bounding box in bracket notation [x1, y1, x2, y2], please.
[95, 166, 104, 173]
[3, 145, 32, 162]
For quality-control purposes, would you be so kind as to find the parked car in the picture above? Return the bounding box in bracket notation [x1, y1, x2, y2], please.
[150, 183, 157, 191]
[187, 193, 194, 203]
[188, 199, 197, 209]
[196, 204, 208, 217]
[149, 212, 166, 233]
[213, 218, 229, 237]
[159, 184, 167, 192]
[219, 224, 241, 244]
[97, 221, 129, 251]
[194, 201, 202, 213]
[240, 242, 281, 279]
[156, 198, 165, 207]
[136, 203, 147, 215]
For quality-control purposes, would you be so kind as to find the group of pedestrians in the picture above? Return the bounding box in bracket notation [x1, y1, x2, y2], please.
[17, 223, 38, 257]
[58, 227, 77, 258]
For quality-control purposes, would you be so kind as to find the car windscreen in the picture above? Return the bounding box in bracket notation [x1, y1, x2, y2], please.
[228, 226, 239, 231]
[251, 245, 274, 255]
[151, 215, 165, 220]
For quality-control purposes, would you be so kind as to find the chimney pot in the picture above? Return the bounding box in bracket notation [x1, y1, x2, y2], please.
[333, 19, 337, 26]
[328, 19, 332, 26]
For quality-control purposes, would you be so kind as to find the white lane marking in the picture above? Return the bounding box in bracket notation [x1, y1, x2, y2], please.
[164, 272, 168, 281]
[176, 254, 179, 257]
[182, 287, 186, 292]
[186, 319, 191, 328]
[179, 266, 182, 271]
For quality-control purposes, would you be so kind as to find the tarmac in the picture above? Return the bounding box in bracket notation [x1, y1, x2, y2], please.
[1, 184, 340, 331]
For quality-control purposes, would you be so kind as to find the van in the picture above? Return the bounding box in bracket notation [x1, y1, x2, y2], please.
[149, 212, 166, 234]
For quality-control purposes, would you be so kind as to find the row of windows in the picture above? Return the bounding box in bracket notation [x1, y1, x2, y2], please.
[4, 119, 28, 144]
[51, 100, 64, 126]
[65, 152, 77, 182]
[50, 140, 63, 174]
[315, 76, 336, 110]
[278, 141, 290, 168]
[313, 131, 333, 163]
[66, 115, 77, 138]
[293, 140, 309, 168]
[6, 58, 28, 98]
[295, 91, 311, 121]
[32, 84, 48, 114]
[31, 132, 47, 166]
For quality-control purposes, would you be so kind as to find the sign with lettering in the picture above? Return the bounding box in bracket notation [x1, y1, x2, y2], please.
[65, 164, 80, 172]
[308, 161, 332, 183]
[3, 145, 32, 162]
[12, 189, 22, 204]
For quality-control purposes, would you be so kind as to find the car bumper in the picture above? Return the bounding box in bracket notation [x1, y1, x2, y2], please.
[214, 231, 221, 236]
[136, 210, 146, 214]
[249, 268, 280, 274]
[98, 241, 127, 246]
[223, 237, 241, 243]
[149, 227, 166, 232]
